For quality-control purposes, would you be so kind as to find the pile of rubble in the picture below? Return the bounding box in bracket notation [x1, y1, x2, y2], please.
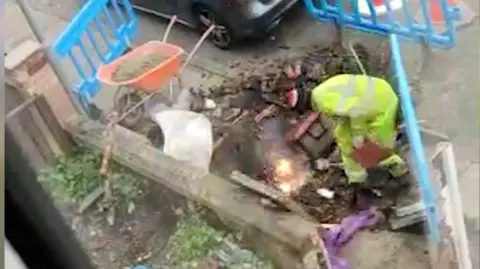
[204, 43, 400, 224]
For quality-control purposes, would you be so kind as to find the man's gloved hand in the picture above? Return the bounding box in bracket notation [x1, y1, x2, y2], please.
[352, 135, 365, 149]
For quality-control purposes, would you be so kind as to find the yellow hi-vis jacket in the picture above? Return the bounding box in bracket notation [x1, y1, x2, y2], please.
[311, 74, 400, 155]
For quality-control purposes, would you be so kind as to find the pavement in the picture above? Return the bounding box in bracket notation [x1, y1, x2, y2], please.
[5, 0, 479, 263]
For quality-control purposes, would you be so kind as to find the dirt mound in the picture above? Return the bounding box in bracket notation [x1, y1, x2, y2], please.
[208, 43, 396, 225]
[112, 54, 168, 82]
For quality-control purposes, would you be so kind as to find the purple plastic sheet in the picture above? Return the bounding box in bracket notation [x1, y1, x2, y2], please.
[321, 207, 381, 269]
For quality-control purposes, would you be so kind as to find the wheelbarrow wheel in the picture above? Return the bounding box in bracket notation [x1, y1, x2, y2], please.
[114, 92, 145, 129]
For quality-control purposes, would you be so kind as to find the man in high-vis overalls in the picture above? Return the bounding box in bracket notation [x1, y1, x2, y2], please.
[285, 74, 409, 185]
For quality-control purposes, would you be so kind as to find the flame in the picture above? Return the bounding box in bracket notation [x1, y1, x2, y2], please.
[277, 182, 293, 193]
[273, 158, 299, 194]
[275, 159, 293, 177]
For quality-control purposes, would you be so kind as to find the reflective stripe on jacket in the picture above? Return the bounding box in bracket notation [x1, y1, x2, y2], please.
[310, 74, 398, 118]
[310, 74, 400, 149]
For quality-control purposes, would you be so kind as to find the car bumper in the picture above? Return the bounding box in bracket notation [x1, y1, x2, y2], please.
[233, 0, 299, 38]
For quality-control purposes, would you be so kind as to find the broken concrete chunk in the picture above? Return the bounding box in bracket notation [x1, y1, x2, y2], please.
[5, 39, 45, 73]
[204, 99, 217, 110]
[316, 188, 335, 199]
[5, 39, 47, 89]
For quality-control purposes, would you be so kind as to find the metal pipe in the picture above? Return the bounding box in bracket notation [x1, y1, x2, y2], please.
[163, 15, 177, 42]
[390, 34, 440, 243]
[15, 0, 86, 116]
[180, 24, 215, 73]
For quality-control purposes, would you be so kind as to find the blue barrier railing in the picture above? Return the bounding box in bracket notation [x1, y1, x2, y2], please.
[303, 0, 450, 244]
[52, 0, 138, 108]
[390, 34, 439, 242]
[304, 0, 460, 49]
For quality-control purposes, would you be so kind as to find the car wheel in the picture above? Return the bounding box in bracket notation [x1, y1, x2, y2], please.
[193, 5, 235, 50]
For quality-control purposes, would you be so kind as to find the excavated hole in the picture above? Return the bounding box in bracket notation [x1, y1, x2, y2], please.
[209, 43, 404, 225]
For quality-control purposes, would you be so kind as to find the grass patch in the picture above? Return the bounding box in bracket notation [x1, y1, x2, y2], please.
[38, 146, 148, 207]
[163, 204, 275, 269]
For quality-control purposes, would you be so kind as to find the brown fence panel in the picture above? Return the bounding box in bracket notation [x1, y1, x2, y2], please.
[6, 83, 72, 171]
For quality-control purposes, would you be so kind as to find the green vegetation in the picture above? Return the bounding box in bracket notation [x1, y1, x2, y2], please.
[166, 213, 225, 268]
[38, 146, 148, 207]
[40, 147, 274, 269]
[164, 204, 275, 269]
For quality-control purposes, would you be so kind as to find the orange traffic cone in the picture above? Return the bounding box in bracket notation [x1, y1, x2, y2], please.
[419, 0, 476, 29]
[429, 0, 455, 24]
[358, 0, 406, 17]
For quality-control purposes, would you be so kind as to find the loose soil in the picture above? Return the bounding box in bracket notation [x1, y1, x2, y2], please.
[59, 182, 186, 269]
[208, 43, 400, 225]
[112, 54, 169, 82]
[59, 183, 275, 269]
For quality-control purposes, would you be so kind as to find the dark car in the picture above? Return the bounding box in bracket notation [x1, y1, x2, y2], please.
[128, 0, 299, 49]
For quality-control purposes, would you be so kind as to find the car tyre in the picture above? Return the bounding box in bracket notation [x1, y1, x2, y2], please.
[193, 5, 235, 50]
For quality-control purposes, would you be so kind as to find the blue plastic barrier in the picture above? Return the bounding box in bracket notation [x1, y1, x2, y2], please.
[390, 34, 439, 242]
[52, 0, 138, 108]
[303, 0, 448, 242]
[304, 0, 460, 49]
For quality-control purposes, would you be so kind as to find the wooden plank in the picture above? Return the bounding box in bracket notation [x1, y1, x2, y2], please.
[6, 95, 37, 119]
[6, 92, 72, 159]
[6, 120, 45, 170]
[34, 94, 73, 154]
[14, 98, 55, 164]
[63, 116, 320, 252]
[229, 170, 316, 222]
[28, 103, 63, 158]
[5, 86, 54, 169]
[78, 186, 104, 214]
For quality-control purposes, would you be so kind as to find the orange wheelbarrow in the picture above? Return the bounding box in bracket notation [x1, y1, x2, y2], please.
[96, 15, 216, 129]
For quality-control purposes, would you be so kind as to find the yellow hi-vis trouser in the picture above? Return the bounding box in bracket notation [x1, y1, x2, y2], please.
[311, 74, 409, 183]
[333, 98, 409, 183]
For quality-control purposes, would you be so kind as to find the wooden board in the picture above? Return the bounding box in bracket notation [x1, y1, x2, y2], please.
[5, 85, 72, 170]
[63, 116, 320, 252]
[229, 171, 315, 222]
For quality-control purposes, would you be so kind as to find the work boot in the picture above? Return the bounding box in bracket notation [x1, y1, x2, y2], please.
[349, 183, 373, 211]
[392, 172, 412, 191]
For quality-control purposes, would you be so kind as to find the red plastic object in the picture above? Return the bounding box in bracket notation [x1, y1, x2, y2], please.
[96, 41, 185, 92]
[285, 112, 320, 142]
[372, 0, 385, 6]
[352, 139, 391, 169]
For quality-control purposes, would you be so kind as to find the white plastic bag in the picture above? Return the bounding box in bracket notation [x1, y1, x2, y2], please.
[152, 109, 213, 175]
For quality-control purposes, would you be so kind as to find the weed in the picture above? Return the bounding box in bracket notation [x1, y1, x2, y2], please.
[163, 204, 275, 269]
[166, 213, 225, 268]
[39, 146, 148, 207]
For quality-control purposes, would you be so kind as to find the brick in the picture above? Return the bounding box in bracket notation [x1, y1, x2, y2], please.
[5, 39, 46, 85]
[29, 66, 76, 123]
[4, 39, 42, 70]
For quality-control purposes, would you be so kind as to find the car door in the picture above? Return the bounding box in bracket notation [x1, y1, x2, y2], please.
[130, 0, 173, 17]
